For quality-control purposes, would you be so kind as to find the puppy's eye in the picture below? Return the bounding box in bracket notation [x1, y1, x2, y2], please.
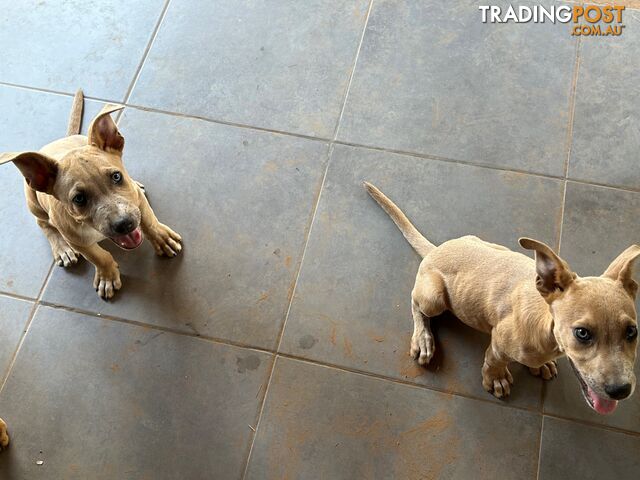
[573, 327, 592, 343]
[72, 193, 87, 206]
[111, 171, 123, 184]
[627, 325, 638, 341]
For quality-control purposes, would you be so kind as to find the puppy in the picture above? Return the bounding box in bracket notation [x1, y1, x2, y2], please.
[0, 90, 182, 300]
[365, 182, 638, 414]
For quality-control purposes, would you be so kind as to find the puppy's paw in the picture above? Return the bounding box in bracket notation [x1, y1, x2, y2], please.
[529, 361, 558, 380]
[410, 330, 435, 366]
[149, 223, 182, 257]
[52, 243, 79, 268]
[482, 364, 514, 399]
[93, 264, 122, 300]
[0, 418, 9, 450]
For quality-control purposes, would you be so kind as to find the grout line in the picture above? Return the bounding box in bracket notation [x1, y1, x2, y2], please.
[116, 0, 173, 122]
[11, 293, 640, 438]
[240, 355, 279, 480]
[242, 5, 374, 475]
[0, 81, 118, 104]
[2, 83, 640, 194]
[279, 354, 640, 438]
[332, 0, 374, 140]
[541, 412, 640, 438]
[125, 102, 333, 143]
[0, 261, 55, 393]
[557, 34, 582, 254]
[536, 415, 546, 480]
[239, 144, 334, 480]
[38, 301, 274, 356]
[275, 146, 333, 353]
[557, 180, 569, 254]
[0, 290, 38, 303]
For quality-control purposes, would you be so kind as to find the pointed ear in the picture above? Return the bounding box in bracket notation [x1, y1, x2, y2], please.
[87, 104, 125, 153]
[0, 151, 58, 194]
[602, 245, 640, 299]
[519, 237, 575, 299]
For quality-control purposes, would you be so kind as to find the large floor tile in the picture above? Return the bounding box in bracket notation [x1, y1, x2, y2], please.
[569, 12, 640, 189]
[42, 109, 329, 349]
[338, 0, 576, 175]
[538, 416, 640, 480]
[280, 145, 564, 407]
[0, 0, 165, 100]
[545, 182, 640, 431]
[130, 0, 370, 137]
[0, 306, 272, 479]
[246, 357, 540, 479]
[0, 87, 104, 297]
[0, 296, 33, 377]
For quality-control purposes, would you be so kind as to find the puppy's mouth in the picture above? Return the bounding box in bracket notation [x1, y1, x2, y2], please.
[110, 226, 143, 250]
[568, 358, 617, 415]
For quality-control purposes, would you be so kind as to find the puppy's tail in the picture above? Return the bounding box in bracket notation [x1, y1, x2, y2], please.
[66, 89, 84, 136]
[364, 182, 435, 258]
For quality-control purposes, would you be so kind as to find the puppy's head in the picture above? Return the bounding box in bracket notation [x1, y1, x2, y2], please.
[520, 238, 639, 415]
[1, 105, 143, 250]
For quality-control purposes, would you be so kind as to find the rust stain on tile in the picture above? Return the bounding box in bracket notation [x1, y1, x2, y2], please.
[399, 361, 426, 379]
[256, 292, 270, 303]
[284, 255, 292, 268]
[343, 337, 354, 358]
[329, 323, 337, 345]
[396, 410, 461, 480]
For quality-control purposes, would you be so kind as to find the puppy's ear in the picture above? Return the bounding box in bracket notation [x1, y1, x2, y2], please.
[602, 245, 640, 299]
[519, 237, 575, 300]
[88, 104, 125, 153]
[0, 151, 58, 194]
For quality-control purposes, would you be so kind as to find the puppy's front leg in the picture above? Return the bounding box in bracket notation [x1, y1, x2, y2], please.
[0, 418, 9, 450]
[482, 334, 513, 399]
[137, 187, 182, 257]
[73, 243, 121, 299]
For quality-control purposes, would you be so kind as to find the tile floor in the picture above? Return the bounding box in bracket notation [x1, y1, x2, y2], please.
[1, 1, 639, 479]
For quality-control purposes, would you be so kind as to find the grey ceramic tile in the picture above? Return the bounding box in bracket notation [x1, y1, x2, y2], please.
[0, 0, 165, 100]
[0, 87, 105, 297]
[0, 306, 271, 479]
[130, 0, 370, 137]
[338, 0, 576, 175]
[569, 11, 640, 189]
[246, 357, 540, 479]
[280, 145, 564, 407]
[545, 182, 640, 431]
[539, 416, 640, 480]
[42, 109, 329, 349]
[0, 296, 33, 377]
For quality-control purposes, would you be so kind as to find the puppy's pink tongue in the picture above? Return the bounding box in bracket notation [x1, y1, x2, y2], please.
[113, 227, 143, 250]
[588, 386, 618, 415]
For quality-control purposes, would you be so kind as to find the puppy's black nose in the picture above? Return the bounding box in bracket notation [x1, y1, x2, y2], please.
[605, 383, 632, 400]
[113, 218, 134, 235]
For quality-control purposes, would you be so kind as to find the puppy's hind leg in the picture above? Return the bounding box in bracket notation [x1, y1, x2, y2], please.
[25, 187, 78, 267]
[410, 271, 447, 366]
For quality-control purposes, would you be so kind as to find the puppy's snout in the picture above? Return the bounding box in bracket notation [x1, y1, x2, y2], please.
[113, 217, 135, 235]
[605, 383, 632, 400]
